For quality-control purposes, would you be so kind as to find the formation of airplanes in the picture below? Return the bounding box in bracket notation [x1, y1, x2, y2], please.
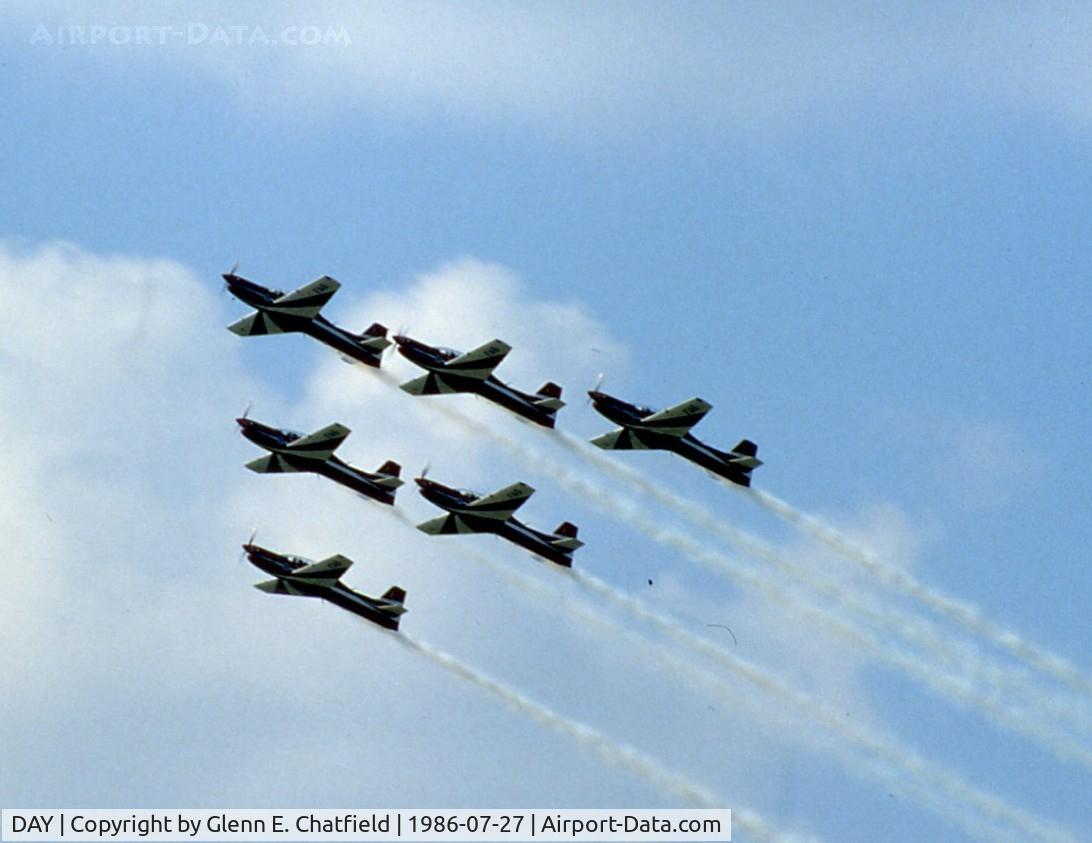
[227, 271, 764, 630]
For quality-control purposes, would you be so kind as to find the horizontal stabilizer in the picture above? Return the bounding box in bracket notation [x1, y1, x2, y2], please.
[359, 336, 391, 351]
[730, 439, 763, 470]
[533, 383, 566, 412]
[372, 460, 404, 489]
[641, 398, 713, 437]
[377, 586, 407, 615]
[444, 339, 512, 380]
[285, 423, 350, 458]
[466, 482, 535, 519]
[246, 454, 305, 474]
[551, 521, 584, 551]
[268, 276, 340, 318]
[359, 323, 392, 351]
[287, 554, 354, 585]
[228, 311, 288, 337]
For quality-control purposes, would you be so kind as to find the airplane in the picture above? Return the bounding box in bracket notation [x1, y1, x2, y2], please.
[243, 541, 406, 631]
[223, 270, 391, 368]
[237, 415, 404, 505]
[392, 334, 565, 428]
[587, 390, 762, 487]
[414, 476, 583, 567]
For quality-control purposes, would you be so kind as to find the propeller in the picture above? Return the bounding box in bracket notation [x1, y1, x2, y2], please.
[222, 261, 240, 296]
[586, 372, 606, 405]
[240, 400, 253, 421]
[238, 527, 258, 564]
[419, 461, 431, 480]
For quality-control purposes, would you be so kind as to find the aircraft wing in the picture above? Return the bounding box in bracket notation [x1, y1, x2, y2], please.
[285, 423, 351, 459]
[590, 428, 652, 450]
[227, 311, 287, 337]
[466, 482, 535, 520]
[443, 339, 512, 380]
[285, 554, 354, 586]
[245, 454, 305, 474]
[417, 514, 481, 535]
[400, 373, 462, 396]
[268, 276, 341, 318]
[639, 398, 713, 437]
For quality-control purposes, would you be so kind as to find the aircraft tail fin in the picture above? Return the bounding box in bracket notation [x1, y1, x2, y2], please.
[382, 586, 407, 605]
[372, 460, 404, 489]
[359, 322, 392, 351]
[377, 586, 408, 626]
[533, 381, 565, 412]
[730, 439, 763, 470]
[551, 521, 584, 551]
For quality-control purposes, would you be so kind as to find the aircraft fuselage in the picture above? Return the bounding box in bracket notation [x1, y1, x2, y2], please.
[588, 390, 753, 487]
[394, 336, 558, 428]
[243, 544, 400, 630]
[236, 418, 396, 505]
[415, 479, 574, 567]
[224, 273, 384, 368]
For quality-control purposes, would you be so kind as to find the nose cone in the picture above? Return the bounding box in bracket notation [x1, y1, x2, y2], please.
[587, 390, 604, 402]
[392, 334, 408, 346]
[235, 417, 251, 428]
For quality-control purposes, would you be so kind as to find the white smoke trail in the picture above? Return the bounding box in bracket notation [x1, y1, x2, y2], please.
[438, 420, 1092, 767]
[362, 371, 1082, 838]
[444, 539, 1071, 843]
[565, 569, 1079, 843]
[391, 633, 815, 843]
[550, 431, 1092, 744]
[748, 486, 1092, 699]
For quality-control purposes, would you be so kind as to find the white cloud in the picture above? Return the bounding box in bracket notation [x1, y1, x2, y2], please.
[0, 242, 767, 815]
[13, 3, 1092, 135]
[8, 240, 1066, 842]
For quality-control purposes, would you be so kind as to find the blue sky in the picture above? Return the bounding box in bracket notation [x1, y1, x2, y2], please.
[2, 4, 1090, 842]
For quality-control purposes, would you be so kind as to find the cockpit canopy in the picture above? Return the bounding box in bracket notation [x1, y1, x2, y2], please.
[436, 346, 461, 360]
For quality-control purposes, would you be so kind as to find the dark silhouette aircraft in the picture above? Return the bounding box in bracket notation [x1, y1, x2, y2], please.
[414, 476, 582, 567]
[392, 334, 564, 428]
[224, 271, 390, 368]
[588, 390, 762, 487]
[244, 541, 406, 630]
[237, 415, 403, 505]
